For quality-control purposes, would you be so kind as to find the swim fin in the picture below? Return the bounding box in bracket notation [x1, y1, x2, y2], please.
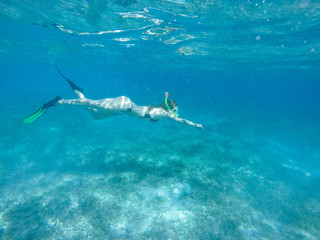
[23, 96, 61, 123]
[54, 64, 84, 93]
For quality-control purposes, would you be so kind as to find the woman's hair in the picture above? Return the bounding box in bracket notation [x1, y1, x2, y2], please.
[160, 99, 177, 112]
[147, 99, 177, 112]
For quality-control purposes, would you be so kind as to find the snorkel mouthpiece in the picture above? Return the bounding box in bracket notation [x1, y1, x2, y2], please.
[164, 92, 178, 117]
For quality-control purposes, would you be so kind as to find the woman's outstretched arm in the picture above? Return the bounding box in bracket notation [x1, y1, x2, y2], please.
[168, 115, 203, 129]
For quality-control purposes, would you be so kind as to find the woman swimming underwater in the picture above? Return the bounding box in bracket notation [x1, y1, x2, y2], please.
[23, 66, 203, 129]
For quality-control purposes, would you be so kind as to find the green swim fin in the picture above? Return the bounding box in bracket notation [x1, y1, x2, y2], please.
[23, 107, 47, 123]
[23, 96, 61, 124]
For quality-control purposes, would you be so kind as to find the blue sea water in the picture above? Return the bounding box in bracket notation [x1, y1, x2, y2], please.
[1, 0, 320, 239]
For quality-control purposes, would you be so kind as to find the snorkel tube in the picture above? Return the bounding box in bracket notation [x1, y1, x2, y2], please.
[165, 92, 178, 117]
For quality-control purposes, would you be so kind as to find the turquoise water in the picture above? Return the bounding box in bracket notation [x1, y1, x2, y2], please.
[1, 0, 320, 239]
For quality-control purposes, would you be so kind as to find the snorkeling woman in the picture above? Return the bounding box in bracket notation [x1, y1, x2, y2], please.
[23, 66, 203, 129]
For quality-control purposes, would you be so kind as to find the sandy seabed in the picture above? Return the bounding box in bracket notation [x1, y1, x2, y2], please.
[0, 105, 319, 240]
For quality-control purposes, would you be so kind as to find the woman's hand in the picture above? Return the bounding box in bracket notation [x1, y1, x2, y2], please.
[197, 124, 204, 130]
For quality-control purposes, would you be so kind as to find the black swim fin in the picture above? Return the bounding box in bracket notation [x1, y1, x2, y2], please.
[54, 64, 84, 93]
[23, 96, 61, 123]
